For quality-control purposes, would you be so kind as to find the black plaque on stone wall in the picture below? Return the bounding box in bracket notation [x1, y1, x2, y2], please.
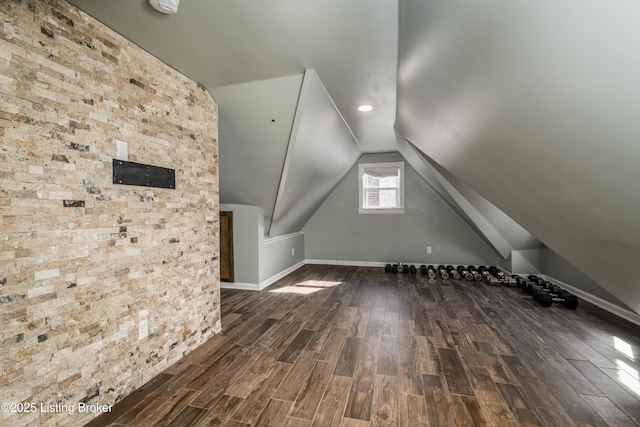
[113, 159, 175, 189]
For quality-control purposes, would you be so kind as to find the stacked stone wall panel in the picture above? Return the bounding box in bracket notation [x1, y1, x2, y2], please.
[0, 1, 220, 425]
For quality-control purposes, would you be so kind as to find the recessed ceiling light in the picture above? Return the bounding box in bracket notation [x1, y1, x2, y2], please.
[358, 104, 373, 112]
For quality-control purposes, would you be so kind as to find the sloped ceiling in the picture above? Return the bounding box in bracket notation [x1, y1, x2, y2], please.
[396, 0, 640, 313]
[269, 70, 361, 236]
[213, 70, 360, 236]
[212, 74, 303, 230]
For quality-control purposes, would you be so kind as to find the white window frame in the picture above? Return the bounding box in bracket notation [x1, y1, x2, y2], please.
[358, 162, 405, 214]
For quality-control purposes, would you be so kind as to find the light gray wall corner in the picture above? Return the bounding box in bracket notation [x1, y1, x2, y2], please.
[302, 152, 500, 266]
[220, 204, 306, 288]
[498, 253, 512, 272]
[220, 204, 261, 284]
[510, 249, 544, 275]
[259, 232, 306, 284]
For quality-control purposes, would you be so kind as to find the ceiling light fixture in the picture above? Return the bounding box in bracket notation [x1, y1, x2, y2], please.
[358, 104, 374, 112]
[149, 0, 180, 14]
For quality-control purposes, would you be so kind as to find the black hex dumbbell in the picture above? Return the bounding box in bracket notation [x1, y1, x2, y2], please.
[426, 265, 437, 279]
[478, 266, 491, 281]
[467, 266, 483, 281]
[457, 266, 473, 281]
[437, 265, 449, 279]
[447, 266, 461, 280]
[533, 286, 579, 309]
[528, 275, 546, 287]
[555, 289, 579, 309]
[525, 281, 538, 295]
[532, 287, 553, 306]
[489, 266, 505, 279]
[512, 275, 526, 289]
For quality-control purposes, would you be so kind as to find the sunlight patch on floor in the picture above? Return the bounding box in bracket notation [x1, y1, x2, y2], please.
[615, 362, 640, 398]
[616, 359, 640, 381]
[269, 280, 343, 295]
[296, 280, 343, 288]
[269, 286, 324, 295]
[613, 336, 635, 360]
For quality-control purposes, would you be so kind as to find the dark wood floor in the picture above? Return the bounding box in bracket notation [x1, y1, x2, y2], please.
[87, 265, 640, 426]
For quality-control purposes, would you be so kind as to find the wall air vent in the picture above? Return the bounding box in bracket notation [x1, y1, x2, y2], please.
[149, 0, 180, 14]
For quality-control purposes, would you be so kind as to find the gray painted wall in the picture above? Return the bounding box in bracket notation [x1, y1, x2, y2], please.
[220, 204, 306, 286]
[220, 204, 261, 284]
[498, 253, 511, 272]
[259, 232, 306, 283]
[302, 152, 500, 265]
[510, 249, 544, 275]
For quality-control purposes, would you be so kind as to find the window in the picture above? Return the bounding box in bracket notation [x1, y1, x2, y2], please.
[358, 162, 404, 214]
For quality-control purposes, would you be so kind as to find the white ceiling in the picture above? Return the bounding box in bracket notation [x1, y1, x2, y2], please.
[67, 0, 398, 153]
[67, 0, 640, 315]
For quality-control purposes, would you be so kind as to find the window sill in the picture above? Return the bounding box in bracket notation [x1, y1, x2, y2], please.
[358, 207, 405, 214]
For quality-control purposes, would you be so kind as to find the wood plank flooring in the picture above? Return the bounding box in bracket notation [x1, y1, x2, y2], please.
[87, 265, 640, 426]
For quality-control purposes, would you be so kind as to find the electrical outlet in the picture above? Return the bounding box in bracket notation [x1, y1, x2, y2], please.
[292, 248, 295, 256]
[427, 246, 432, 254]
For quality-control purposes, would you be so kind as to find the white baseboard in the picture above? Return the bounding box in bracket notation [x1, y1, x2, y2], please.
[305, 259, 389, 267]
[221, 260, 306, 292]
[220, 282, 261, 291]
[512, 273, 640, 327]
[258, 260, 306, 290]
[304, 260, 502, 269]
[541, 275, 640, 327]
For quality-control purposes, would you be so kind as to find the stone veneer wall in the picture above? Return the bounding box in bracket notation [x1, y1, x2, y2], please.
[0, 1, 220, 426]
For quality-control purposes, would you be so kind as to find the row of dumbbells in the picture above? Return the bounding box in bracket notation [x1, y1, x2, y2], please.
[385, 263, 418, 274]
[512, 275, 579, 309]
[478, 266, 519, 286]
[384, 264, 501, 282]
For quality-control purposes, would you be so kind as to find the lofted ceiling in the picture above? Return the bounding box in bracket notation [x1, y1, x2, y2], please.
[67, 0, 640, 315]
[66, 0, 398, 153]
